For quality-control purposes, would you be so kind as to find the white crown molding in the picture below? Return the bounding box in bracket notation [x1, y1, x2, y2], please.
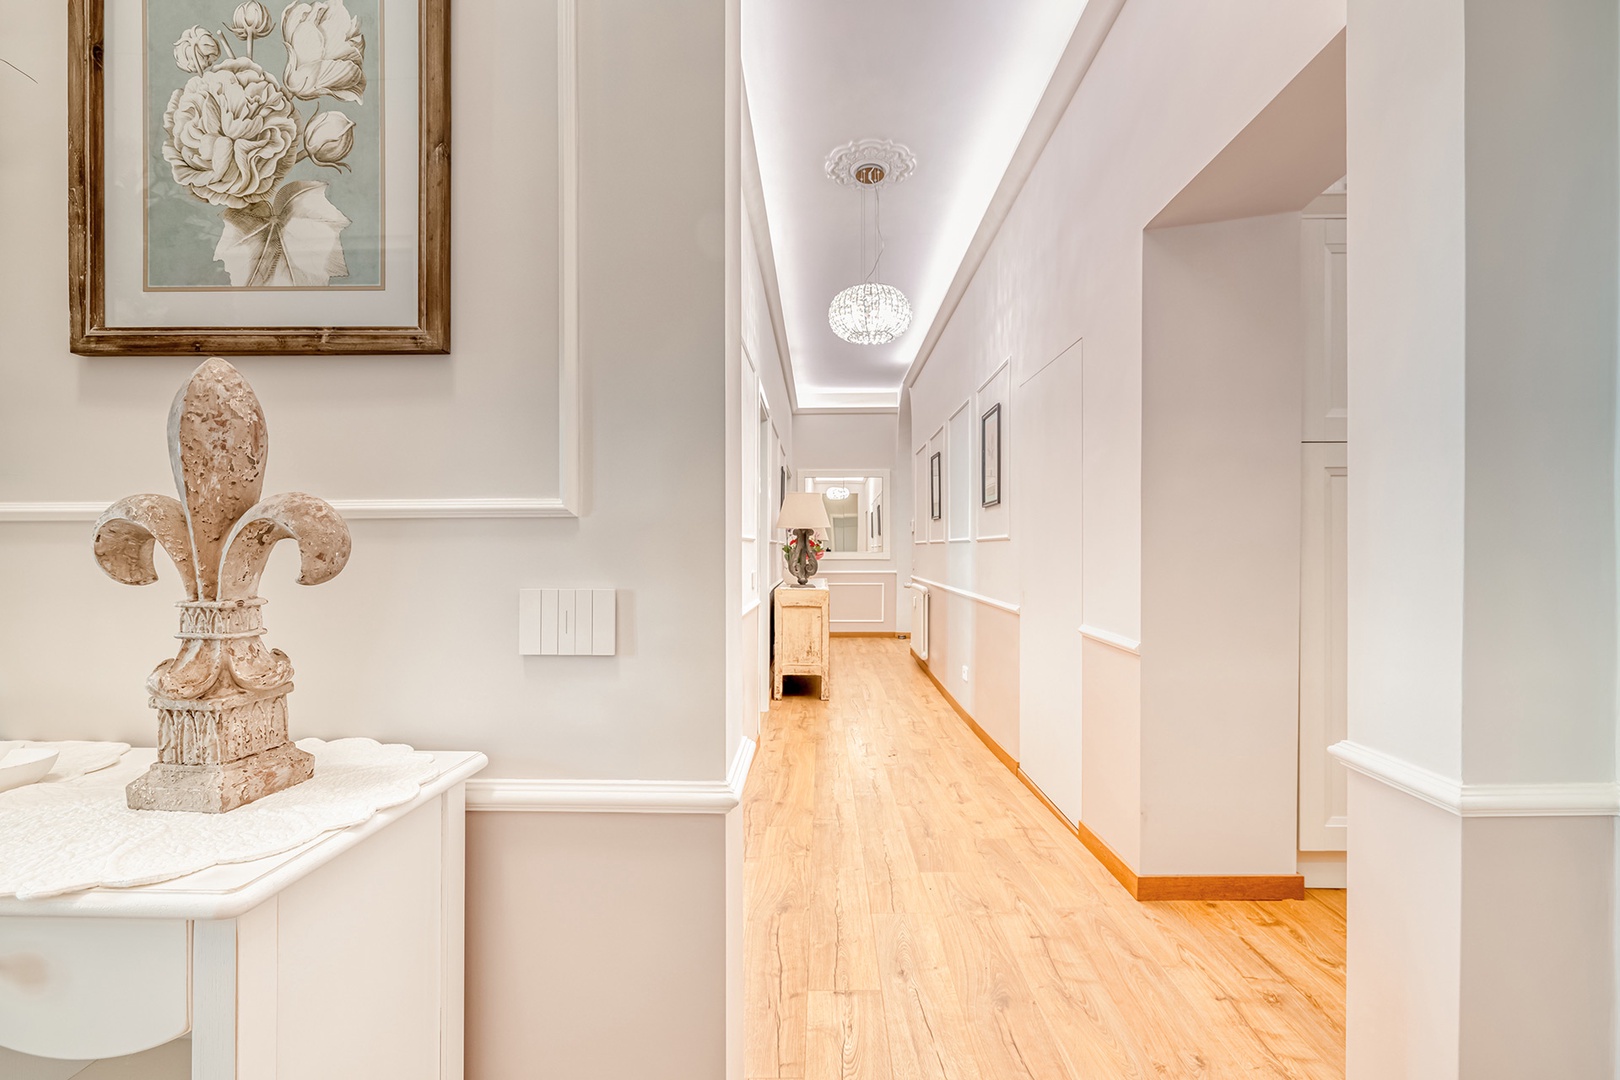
[3, 7, 583, 526]
[741, 87, 801, 414]
[0, 498, 574, 523]
[465, 737, 757, 814]
[1079, 625, 1140, 656]
[902, 0, 1127, 392]
[908, 576, 1019, 616]
[1330, 740, 1620, 817]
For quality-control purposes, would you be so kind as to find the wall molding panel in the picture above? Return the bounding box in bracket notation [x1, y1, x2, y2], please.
[465, 738, 756, 814]
[1078, 625, 1141, 655]
[1331, 740, 1620, 817]
[909, 576, 1020, 615]
[0, 0, 583, 526]
[553, 0, 582, 516]
[825, 580, 886, 624]
[0, 498, 576, 524]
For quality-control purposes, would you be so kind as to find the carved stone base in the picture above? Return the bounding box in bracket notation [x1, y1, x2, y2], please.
[126, 741, 314, 813]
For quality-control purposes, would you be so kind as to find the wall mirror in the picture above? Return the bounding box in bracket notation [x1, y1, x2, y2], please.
[800, 470, 890, 558]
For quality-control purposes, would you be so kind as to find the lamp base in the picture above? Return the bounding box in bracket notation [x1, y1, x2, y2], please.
[785, 528, 820, 587]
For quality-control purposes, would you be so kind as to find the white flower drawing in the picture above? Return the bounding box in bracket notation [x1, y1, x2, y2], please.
[281, 1, 367, 103]
[230, 2, 275, 42]
[163, 59, 301, 209]
[173, 27, 221, 75]
[159, 4, 367, 288]
[304, 110, 355, 167]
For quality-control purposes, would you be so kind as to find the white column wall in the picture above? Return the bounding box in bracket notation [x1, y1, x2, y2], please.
[1140, 213, 1305, 877]
[1346, 0, 1619, 1075]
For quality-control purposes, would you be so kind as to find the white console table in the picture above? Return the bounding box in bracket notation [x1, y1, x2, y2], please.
[0, 749, 486, 1079]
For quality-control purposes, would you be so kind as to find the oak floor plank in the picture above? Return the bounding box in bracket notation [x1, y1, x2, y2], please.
[745, 639, 1346, 1080]
[805, 991, 893, 1080]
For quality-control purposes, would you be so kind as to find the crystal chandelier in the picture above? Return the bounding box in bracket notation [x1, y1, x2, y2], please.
[828, 163, 912, 345]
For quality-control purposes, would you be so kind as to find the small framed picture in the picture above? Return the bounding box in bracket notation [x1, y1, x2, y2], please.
[981, 403, 1002, 508]
[929, 452, 943, 521]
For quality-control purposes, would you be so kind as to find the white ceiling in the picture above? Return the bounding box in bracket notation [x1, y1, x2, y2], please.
[744, 1, 1089, 410]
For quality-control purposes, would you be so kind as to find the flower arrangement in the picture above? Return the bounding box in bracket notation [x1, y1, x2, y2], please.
[161, 1, 367, 287]
[782, 532, 826, 563]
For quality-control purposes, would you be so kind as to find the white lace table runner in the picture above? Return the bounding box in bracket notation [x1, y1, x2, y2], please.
[0, 738, 437, 900]
[0, 740, 130, 783]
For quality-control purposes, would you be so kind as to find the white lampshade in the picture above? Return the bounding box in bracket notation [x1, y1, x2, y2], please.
[776, 492, 831, 531]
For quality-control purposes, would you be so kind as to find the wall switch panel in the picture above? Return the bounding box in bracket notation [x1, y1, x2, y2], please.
[520, 589, 616, 656]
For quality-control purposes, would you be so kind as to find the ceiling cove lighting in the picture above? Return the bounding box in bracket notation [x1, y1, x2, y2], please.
[827, 159, 913, 346]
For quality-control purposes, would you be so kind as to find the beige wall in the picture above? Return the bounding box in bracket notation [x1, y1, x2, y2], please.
[467, 813, 728, 1080]
[922, 592, 1020, 760]
[0, 0, 745, 1074]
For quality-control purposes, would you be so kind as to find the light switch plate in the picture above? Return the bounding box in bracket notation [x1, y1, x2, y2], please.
[520, 589, 617, 656]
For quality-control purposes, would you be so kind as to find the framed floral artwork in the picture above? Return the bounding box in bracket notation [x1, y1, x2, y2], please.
[68, 0, 450, 355]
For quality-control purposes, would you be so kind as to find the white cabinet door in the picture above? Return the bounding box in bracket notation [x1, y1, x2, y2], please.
[1301, 216, 1348, 441]
[1299, 442, 1348, 851]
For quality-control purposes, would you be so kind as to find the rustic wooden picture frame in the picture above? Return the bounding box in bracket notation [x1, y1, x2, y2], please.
[980, 402, 1002, 508]
[67, 0, 451, 356]
[929, 451, 943, 521]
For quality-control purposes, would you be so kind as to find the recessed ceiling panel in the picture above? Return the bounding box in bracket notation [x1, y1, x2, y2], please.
[744, 0, 1088, 408]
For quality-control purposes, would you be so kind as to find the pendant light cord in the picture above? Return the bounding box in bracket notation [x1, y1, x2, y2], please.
[864, 185, 886, 283]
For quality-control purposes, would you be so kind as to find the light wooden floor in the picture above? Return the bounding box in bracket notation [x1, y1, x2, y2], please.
[744, 637, 1346, 1080]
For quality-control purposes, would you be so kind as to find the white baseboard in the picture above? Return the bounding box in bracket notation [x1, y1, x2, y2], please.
[466, 737, 756, 814]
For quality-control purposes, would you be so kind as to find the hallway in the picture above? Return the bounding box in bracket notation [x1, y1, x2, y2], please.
[744, 638, 1346, 1079]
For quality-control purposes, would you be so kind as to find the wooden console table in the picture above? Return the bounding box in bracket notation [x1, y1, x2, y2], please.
[0, 750, 486, 1079]
[773, 581, 830, 700]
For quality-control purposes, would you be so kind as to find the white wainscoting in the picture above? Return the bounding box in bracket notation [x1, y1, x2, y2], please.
[1330, 740, 1620, 817]
[0, 0, 584, 526]
[908, 575, 1020, 615]
[820, 570, 898, 632]
[827, 581, 886, 624]
[465, 738, 756, 814]
[1078, 624, 1140, 655]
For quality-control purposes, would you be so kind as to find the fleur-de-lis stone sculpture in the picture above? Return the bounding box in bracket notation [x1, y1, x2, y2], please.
[93, 359, 351, 813]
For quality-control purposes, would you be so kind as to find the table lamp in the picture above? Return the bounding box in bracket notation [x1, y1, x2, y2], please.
[776, 492, 832, 587]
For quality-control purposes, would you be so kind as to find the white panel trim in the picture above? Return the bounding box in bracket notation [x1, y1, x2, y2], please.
[0, 498, 575, 523]
[974, 357, 1011, 395]
[465, 737, 757, 814]
[1078, 625, 1140, 655]
[909, 576, 1019, 615]
[826, 580, 886, 624]
[1330, 740, 1620, 817]
[1, 8, 583, 525]
[554, 0, 582, 516]
[817, 570, 899, 576]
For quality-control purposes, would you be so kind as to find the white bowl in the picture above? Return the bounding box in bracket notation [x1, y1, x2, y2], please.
[0, 748, 59, 793]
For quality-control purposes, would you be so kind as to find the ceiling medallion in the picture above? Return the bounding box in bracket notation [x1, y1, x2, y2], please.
[824, 138, 916, 187]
